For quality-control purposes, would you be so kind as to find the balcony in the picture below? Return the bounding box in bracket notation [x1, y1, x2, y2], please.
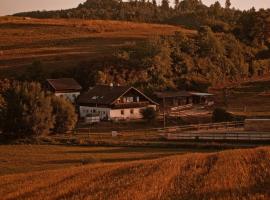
[112, 101, 150, 109]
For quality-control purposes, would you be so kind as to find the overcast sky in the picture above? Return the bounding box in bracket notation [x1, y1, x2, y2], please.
[0, 0, 269, 16]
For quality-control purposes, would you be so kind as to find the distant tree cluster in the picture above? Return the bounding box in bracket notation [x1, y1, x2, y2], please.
[0, 80, 77, 139]
[74, 27, 262, 92]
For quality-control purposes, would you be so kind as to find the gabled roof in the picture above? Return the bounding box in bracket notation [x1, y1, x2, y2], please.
[77, 85, 158, 106]
[47, 78, 82, 92]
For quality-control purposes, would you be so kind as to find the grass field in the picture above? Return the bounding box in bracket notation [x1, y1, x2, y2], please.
[0, 145, 206, 176]
[211, 79, 270, 117]
[0, 147, 269, 200]
[0, 16, 195, 74]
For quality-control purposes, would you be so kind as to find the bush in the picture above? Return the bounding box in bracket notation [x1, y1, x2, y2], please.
[141, 107, 157, 121]
[0, 80, 80, 140]
[51, 96, 78, 134]
[212, 108, 234, 122]
[0, 81, 54, 137]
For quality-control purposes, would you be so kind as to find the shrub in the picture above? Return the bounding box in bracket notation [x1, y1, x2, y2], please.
[141, 107, 157, 121]
[0, 81, 54, 137]
[212, 108, 234, 122]
[51, 96, 78, 134]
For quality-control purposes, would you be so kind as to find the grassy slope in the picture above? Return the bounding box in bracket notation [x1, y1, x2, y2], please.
[0, 16, 195, 74]
[0, 147, 269, 200]
[211, 79, 270, 116]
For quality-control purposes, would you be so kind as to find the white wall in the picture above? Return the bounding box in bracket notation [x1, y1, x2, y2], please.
[55, 92, 80, 103]
[79, 106, 110, 119]
[110, 108, 142, 120]
[80, 105, 157, 121]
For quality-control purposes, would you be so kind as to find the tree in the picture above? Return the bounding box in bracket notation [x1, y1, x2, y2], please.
[225, 0, 231, 9]
[0, 81, 53, 137]
[51, 96, 78, 134]
[141, 107, 157, 121]
[161, 0, 170, 10]
[174, 0, 180, 9]
[212, 108, 233, 122]
[198, 26, 224, 57]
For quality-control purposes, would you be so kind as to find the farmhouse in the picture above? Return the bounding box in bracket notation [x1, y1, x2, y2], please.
[46, 78, 82, 103]
[77, 84, 158, 121]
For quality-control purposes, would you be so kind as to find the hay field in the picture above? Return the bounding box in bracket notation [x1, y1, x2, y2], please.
[0, 147, 269, 200]
[0, 16, 195, 71]
[0, 145, 201, 176]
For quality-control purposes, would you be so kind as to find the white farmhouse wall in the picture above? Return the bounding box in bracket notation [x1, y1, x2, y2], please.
[79, 106, 110, 119]
[55, 92, 80, 103]
[80, 105, 157, 121]
[110, 108, 142, 120]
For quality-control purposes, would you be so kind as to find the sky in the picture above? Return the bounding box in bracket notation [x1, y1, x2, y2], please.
[0, 0, 269, 16]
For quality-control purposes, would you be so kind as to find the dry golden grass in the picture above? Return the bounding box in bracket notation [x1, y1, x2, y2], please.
[0, 145, 200, 176]
[211, 79, 270, 116]
[0, 147, 269, 200]
[0, 16, 195, 70]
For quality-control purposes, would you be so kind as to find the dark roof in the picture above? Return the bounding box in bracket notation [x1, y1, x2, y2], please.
[47, 78, 82, 92]
[190, 92, 214, 97]
[154, 91, 192, 98]
[77, 85, 158, 106]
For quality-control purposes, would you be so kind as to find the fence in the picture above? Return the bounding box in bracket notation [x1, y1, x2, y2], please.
[160, 121, 245, 133]
[166, 132, 270, 141]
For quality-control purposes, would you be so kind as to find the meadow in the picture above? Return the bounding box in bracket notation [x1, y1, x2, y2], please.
[211, 79, 270, 117]
[0, 146, 269, 200]
[0, 16, 194, 73]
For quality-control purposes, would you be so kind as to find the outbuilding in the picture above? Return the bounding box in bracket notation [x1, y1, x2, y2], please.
[46, 78, 82, 103]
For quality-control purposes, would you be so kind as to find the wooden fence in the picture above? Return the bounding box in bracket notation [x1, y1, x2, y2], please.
[166, 132, 270, 141]
[160, 121, 245, 133]
[162, 121, 270, 142]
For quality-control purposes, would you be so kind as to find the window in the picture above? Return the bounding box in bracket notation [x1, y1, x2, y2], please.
[136, 96, 140, 102]
[130, 109, 134, 114]
[126, 97, 134, 103]
[121, 110, 125, 115]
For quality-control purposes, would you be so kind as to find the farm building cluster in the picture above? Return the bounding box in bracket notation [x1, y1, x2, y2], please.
[46, 78, 215, 123]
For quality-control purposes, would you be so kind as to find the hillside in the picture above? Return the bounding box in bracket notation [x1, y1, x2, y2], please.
[1, 147, 269, 200]
[210, 78, 270, 116]
[0, 16, 194, 74]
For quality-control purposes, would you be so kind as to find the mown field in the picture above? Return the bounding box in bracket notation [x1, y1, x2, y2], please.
[0, 147, 269, 200]
[0, 16, 195, 74]
[0, 145, 205, 176]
